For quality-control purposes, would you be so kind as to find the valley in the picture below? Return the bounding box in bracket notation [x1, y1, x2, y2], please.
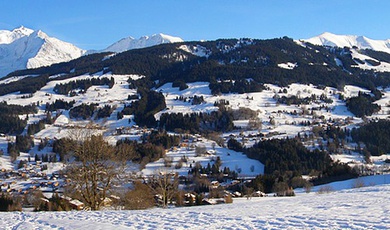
[0, 33, 389, 218]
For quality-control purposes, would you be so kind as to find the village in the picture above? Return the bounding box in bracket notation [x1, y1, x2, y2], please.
[1, 107, 390, 211]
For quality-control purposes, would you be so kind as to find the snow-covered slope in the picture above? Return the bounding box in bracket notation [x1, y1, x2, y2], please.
[0, 183, 389, 229]
[0, 26, 85, 77]
[97, 33, 183, 53]
[305, 32, 390, 53]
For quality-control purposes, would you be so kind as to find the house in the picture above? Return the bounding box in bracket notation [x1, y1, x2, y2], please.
[233, 191, 242, 197]
[206, 150, 216, 155]
[253, 191, 266, 197]
[202, 198, 225, 205]
[184, 193, 196, 204]
[101, 197, 113, 206]
[69, 199, 84, 210]
[211, 181, 219, 188]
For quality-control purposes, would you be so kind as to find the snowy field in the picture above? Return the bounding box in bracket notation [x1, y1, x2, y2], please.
[1, 181, 389, 229]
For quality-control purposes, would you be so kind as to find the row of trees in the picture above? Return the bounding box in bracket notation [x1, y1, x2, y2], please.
[276, 93, 333, 106]
[45, 99, 75, 112]
[209, 79, 266, 95]
[69, 103, 97, 119]
[53, 77, 115, 95]
[158, 108, 234, 134]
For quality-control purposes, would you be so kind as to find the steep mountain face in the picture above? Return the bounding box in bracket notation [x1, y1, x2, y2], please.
[0, 26, 86, 77]
[305, 32, 390, 54]
[89, 33, 183, 54]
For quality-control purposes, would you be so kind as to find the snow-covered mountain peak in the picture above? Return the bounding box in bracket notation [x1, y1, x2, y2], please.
[304, 32, 390, 54]
[0, 26, 34, 44]
[32, 30, 49, 39]
[12, 26, 34, 36]
[102, 33, 183, 53]
[153, 33, 184, 43]
[0, 27, 85, 77]
[1, 27, 184, 76]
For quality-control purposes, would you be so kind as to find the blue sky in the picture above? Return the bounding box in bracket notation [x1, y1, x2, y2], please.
[1, 0, 389, 50]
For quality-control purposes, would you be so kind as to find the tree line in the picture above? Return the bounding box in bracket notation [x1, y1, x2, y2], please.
[53, 77, 114, 95]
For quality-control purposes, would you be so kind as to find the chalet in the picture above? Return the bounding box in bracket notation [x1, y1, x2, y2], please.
[101, 197, 113, 206]
[233, 191, 242, 197]
[202, 198, 225, 205]
[184, 193, 196, 204]
[69, 199, 84, 210]
[206, 150, 216, 155]
[40, 197, 50, 204]
[253, 191, 266, 197]
[211, 181, 220, 188]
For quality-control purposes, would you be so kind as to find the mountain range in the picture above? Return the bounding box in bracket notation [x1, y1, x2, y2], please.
[0, 26, 85, 77]
[2, 27, 390, 79]
[0, 26, 183, 77]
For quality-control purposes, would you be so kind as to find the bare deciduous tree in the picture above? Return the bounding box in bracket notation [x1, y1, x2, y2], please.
[65, 130, 128, 210]
[148, 170, 179, 208]
[248, 117, 262, 131]
[195, 145, 207, 157]
[124, 181, 154, 210]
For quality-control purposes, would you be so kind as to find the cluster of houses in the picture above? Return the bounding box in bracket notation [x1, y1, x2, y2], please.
[0, 161, 64, 195]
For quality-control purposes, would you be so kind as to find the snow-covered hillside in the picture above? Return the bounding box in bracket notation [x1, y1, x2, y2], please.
[90, 33, 183, 54]
[305, 32, 390, 54]
[3, 71, 390, 174]
[0, 26, 86, 77]
[1, 181, 389, 229]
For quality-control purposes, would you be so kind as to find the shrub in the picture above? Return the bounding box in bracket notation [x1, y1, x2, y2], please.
[124, 182, 154, 210]
[351, 178, 365, 188]
[175, 161, 183, 169]
[225, 194, 233, 203]
[0, 193, 22, 211]
[164, 156, 173, 168]
[304, 182, 313, 193]
[317, 185, 334, 194]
